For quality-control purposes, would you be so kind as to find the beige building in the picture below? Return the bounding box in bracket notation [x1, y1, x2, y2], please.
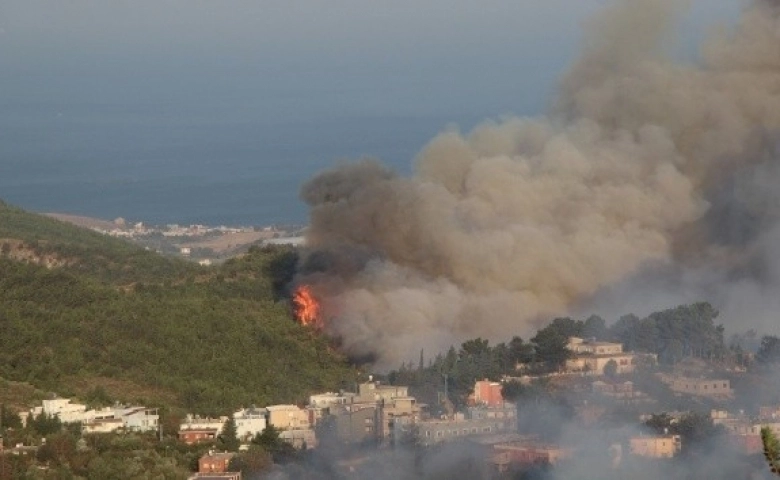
[568, 338, 623, 355]
[629, 435, 681, 458]
[565, 337, 640, 375]
[266, 405, 310, 430]
[659, 375, 733, 400]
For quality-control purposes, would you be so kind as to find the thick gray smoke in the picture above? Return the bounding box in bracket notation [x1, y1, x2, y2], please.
[299, 0, 780, 368]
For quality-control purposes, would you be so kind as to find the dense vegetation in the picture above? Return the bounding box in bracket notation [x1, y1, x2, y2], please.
[0, 201, 356, 413]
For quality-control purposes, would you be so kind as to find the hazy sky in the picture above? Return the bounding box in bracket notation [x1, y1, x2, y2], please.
[0, 0, 745, 223]
[1, 0, 742, 118]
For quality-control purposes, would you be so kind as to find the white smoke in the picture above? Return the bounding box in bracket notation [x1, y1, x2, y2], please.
[299, 0, 780, 368]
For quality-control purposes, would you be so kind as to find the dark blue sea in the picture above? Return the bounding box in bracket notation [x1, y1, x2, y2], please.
[0, 109, 468, 227]
[0, 89, 544, 227]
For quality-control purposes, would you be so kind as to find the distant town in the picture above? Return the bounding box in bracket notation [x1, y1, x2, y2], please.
[47, 212, 306, 264]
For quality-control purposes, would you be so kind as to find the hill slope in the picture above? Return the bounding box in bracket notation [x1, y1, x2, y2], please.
[0, 200, 355, 413]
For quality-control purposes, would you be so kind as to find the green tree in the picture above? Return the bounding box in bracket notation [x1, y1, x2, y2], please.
[252, 425, 295, 463]
[603, 359, 618, 378]
[582, 315, 608, 340]
[229, 446, 273, 477]
[217, 417, 240, 452]
[0, 404, 22, 430]
[762, 427, 780, 476]
[459, 338, 490, 358]
[758, 336, 780, 364]
[508, 336, 534, 366]
[531, 318, 580, 370]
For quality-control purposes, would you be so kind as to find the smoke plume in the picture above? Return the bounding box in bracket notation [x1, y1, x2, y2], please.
[299, 0, 780, 368]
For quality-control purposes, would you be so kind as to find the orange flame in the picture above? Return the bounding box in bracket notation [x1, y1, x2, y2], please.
[293, 285, 322, 328]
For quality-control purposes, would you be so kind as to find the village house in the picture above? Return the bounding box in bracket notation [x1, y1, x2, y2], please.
[492, 440, 573, 467]
[233, 407, 267, 441]
[198, 452, 236, 473]
[265, 404, 316, 449]
[280, 428, 317, 449]
[307, 391, 358, 426]
[658, 374, 733, 400]
[329, 405, 380, 446]
[591, 379, 654, 404]
[266, 405, 310, 430]
[471, 380, 504, 407]
[179, 428, 219, 445]
[27, 398, 159, 434]
[417, 414, 518, 446]
[564, 337, 647, 375]
[629, 434, 681, 458]
[179, 415, 227, 445]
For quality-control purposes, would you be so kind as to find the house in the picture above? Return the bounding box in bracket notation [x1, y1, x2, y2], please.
[28, 398, 159, 434]
[472, 380, 504, 407]
[307, 391, 358, 426]
[30, 398, 89, 424]
[330, 405, 380, 445]
[416, 408, 518, 447]
[82, 418, 124, 434]
[265, 405, 310, 430]
[233, 407, 267, 441]
[198, 452, 236, 473]
[119, 407, 159, 432]
[629, 434, 681, 458]
[565, 337, 646, 375]
[658, 374, 733, 400]
[492, 440, 573, 467]
[179, 428, 219, 445]
[279, 428, 317, 449]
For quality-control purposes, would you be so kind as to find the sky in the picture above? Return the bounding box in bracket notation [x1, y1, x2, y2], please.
[0, 0, 744, 224]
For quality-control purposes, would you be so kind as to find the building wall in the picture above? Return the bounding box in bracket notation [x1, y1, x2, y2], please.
[334, 406, 378, 445]
[123, 409, 159, 432]
[629, 436, 680, 458]
[664, 376, 733, 398]
[179, 429, 218, 445]
[475, 381, 504, 407]
[417, 417, 516, 446]
[199, 453, 235, 473]
[267, 405, 309, 430]
[279, 428, 317, 449]
[493, 443, 572, 466]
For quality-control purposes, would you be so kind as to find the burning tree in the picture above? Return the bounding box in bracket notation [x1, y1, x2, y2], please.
[293, 285, 322, 329]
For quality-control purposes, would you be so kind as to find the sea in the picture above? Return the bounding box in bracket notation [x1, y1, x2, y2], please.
[0, 92, 543, 227]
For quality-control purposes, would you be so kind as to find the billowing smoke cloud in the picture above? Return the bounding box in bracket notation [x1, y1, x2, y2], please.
[299, 0, 780, 368]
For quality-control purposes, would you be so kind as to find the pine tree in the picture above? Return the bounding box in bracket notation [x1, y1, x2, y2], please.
[218, 417, 240, 452]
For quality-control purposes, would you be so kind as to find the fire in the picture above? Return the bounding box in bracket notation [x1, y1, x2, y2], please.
[293, 285, 322, 328]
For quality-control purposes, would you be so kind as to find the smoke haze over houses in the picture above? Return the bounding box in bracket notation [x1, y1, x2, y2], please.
[299, 0, 780, 368]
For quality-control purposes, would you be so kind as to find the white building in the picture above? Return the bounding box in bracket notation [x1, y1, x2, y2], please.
[233, 407, 267, 441]
[29, 399, 159, 434]
[35, 398, 88, 424]
[180, 415, 228, 432]
[119, 407, 159, 432]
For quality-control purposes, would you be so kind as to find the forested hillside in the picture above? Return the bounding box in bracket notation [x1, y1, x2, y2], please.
[0, 200, 356, 413]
